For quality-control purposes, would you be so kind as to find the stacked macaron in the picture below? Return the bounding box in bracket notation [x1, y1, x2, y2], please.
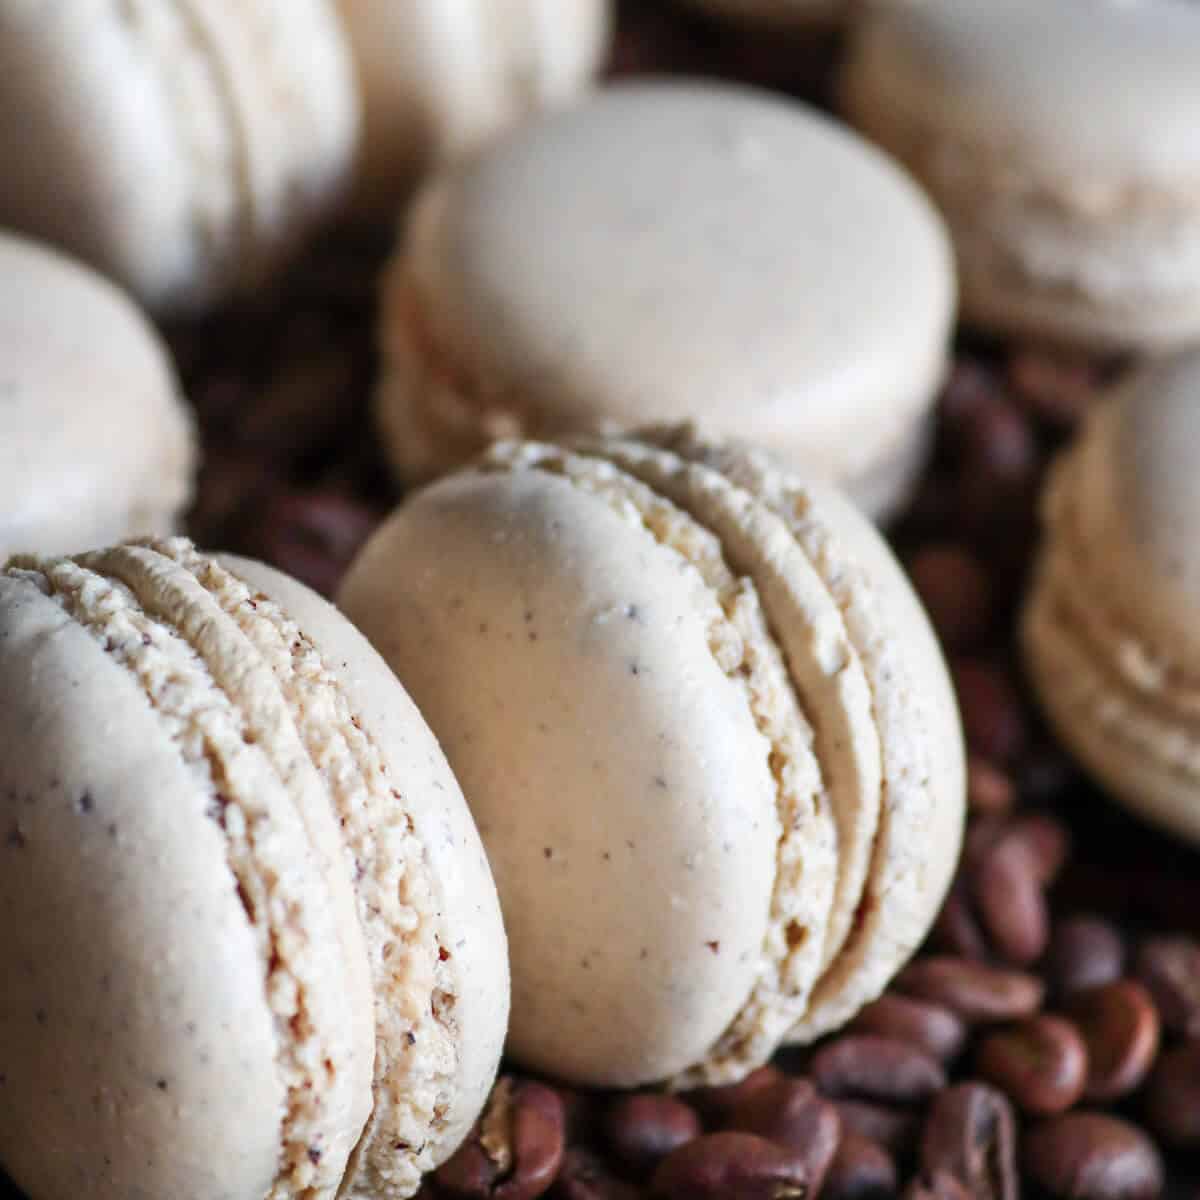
[340, 429, 966, 1089]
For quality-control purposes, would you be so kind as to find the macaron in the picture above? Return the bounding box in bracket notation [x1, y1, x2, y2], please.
[376, 80, 956, 521]
[1024, 350, 1200, 846]
[675, 0, 848, 30]
[339, 429, 965, 1089]
[0, 539, 508, 1200]
[0, 0, 360, 314]
[0, 233, 195, 561]
[841, 0, 1200, 350]
[336, 0, 612, 210]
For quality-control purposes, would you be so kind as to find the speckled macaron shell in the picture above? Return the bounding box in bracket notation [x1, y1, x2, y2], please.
[0, 0, 359, 313]
[337, 0, 611, 209]
[1024, 351, 1200, 844]
[0, 234, 194, 565]
[841, 0, 1200, 349]
[676, 0, 848, 30]
[377, 79, 955, 520]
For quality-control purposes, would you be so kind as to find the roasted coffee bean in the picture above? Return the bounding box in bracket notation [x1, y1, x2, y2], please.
[952, 659, 1028, 765]
[650, 1132, 807, 1200]
[727, 1076, 839, 1196]
[1066, 981, 1160, 1102]
[966, 756, 1016, 817]
[849, 993, 967, 1064]
[1045, 917, 1127, 998]
[973, 829, 1049, 965]
[908, 544, 991, 649]
[897, 957, 1044, 1022]
[941, 360, 1004, 433]
[550, 1149, 639, 1200]
[685, 1065, 781, 1125]
[834, 1100, 921, 1156]
[1143, 1042, 1200, 1149]
[1022, 1113, 1164, 1200]
[1007, 813, 1072, 885]
[921, 1082, 1018, 1200]
[603, 1094, 701, 1178]
[960, 399, 1038, 484]
[1007, 347, 1102, 429]
[812, 1034, 946, 1104]
[930, 884, 990, 961]
[903, 1169, 973, 1200]
[1134, 936, 1200, 1038]
[975, 1015, 1088, 1115]
[434, 1078, 566, 1200]
[822, 1133, 896, 1200]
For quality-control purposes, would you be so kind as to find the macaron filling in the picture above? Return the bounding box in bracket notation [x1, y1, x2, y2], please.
[483, 442, 835, 1088]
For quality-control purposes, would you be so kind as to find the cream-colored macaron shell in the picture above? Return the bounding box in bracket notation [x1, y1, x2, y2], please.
[0, 233, 195, 561]
[0, 0, 359, 313]
[377, 80, 956, 521]
[841, 0, 1200, 350]
[0, 540, 508, 1200]
[1024, 350, 1200, 844]
[337, 0, 611, 209]
[339, 433, 964, 1088]
[675, 0, 848, 30]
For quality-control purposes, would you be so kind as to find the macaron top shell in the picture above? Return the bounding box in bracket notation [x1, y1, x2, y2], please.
[0, 233, 194, 561]
[402, 80, 954, 488]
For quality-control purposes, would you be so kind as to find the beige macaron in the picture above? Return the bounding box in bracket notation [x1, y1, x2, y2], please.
[376, 79, 956, 522]
[0, 233, 195, 561]
[0, 0, 360, 314]
[841, 0, 1200, 351]
[1024, 350, 1200, 846]
[0, 539, 508, 1200]
[675, 0, 849, 30]
[339, 429, 965, 1090]
[336, 0, 612, 210]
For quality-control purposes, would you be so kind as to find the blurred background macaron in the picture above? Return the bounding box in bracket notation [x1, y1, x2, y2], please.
[841, 0, 1200, 351]
[0, 0, 360, 315]
[1024, 350, 1200, 847]
[376, 80, 956, 522]
[336, 0, 612, 211]
[0, 232, 195, 561]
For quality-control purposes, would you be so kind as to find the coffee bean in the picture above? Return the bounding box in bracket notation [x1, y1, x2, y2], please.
[822, 1133, 896, 1200]
[903, 1169, 973, 1200]
[1066, 981, 1160, 1103]
[1144, 1042, 1200, 1149]
[1022, 1113, 1163, 1200]
[1045, 917, 1126, 999]
[961, 400, 1038, 483]
[1134, 936, 1200, 1039]
[908, 544, 991, 650]
[549, 1149, 639, 1200]
[967, 757, 1016, 817]
[921, 1082, 1018, 1200]
[685, 1065, 781, 1126]
[434, 1078, 566, 1200]
[930, 885, 990, 961]
[833, 1100, 921, 1156]
[941, 360, 1004, 434]
[952, 659, 1028, 764]
[972, 829, 1049, 965]
[849, 993, 967, 1064]
[1007, 813, 1072, 885]
[897, 957, 1044, 1022]
[650, 1132, 807, 1200]
[975, 1015, 1088, 1115]
[1007, 347, 1102, 429]
[812, 1034, 946, 1104]
[604, 1094, 701, 1178]
[726, 1076, 840, 1196]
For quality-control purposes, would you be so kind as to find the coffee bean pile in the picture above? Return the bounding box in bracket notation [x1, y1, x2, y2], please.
[4, 5, 1200, 1199]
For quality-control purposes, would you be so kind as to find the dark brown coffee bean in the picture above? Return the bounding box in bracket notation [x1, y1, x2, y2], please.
[952, 659, 1028, 765]
[834, 1100, 921, 1156]
[1045, 917, 1126, 998]
[434, 1078, 566, 1200]
[975, 1015, 1088, 1115]
[1144, 1042, 1200, 1149]
[549, 1149, 639, 1200]
[920, 1082, 1018, 1200]
[604, 1094, 701, 1178]
[941, 361, 1004, 432]
[1134, 936, 1200, 1038]
[1007, 347, 1102, 428]
[812, 1034, 946, 1104]
[822, 1133, 896, 1200]
[1007, 813, 1072, 885]
[1022, 1113, 1164, 1200]
[908, 544, 991, 650]
[903, 1169, 973, 1200]
[685, 1064, 781, 1125]
[930, 884, 990, 961]
[961, 399, 1038, 482]
[967, 757, 1016, 817]
[972, 830, 1049, 965]
[897, 957, 1044, 1022]
[849, 993, 967, 1064]
[1066, 981, 1160, 1102]
[727, 1076, 840, 1196]
[650, 1132, 807, 1200]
